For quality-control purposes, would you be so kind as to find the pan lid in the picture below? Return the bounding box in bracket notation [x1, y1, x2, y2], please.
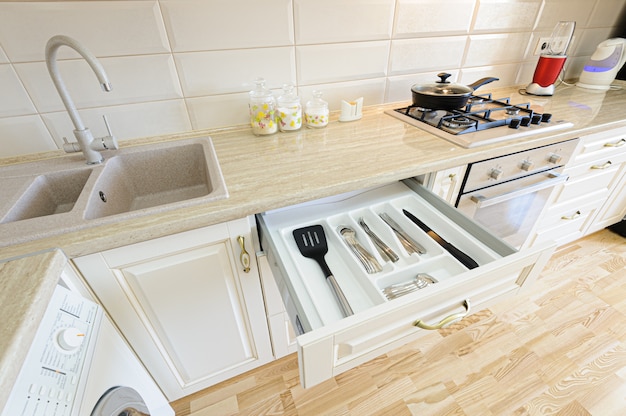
[411, 73, 473, 96]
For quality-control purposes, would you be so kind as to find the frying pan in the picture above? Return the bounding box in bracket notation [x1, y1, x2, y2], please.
[411, 73, 499, 110]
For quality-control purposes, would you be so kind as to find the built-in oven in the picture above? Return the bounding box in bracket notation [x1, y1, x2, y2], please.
[453, 138, 580, 248]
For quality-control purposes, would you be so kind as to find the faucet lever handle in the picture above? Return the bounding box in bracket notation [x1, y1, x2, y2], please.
[102, 114, 113, 136]
[62, 137, 81, 153]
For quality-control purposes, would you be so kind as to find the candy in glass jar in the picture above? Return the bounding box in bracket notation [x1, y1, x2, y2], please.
[249, 78, 277, 135]
[277, 84, 302, 132]
[304, 90, 329, 128]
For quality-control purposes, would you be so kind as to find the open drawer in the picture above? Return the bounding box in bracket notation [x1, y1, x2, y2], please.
[256, 180, 555, 388]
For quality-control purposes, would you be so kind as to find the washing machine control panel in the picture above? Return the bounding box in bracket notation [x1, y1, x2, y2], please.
[2, 285, 101, 416]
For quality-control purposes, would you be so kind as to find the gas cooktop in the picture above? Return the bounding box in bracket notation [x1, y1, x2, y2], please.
[386, 93, 573, 148]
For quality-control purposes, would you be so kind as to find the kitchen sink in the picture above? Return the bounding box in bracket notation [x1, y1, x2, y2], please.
[85, 142, 216, 219]
[2, 169, 92, 223]
[0, 136, 228, 247]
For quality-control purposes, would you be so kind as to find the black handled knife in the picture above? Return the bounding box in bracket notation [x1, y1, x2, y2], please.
[402, 209, 479, 269]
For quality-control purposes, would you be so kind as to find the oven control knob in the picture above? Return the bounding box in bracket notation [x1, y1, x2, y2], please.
[547, 153, 562, 164]
[56, 327, 85, 352]
[520, 159, 534, 171]
[488, 168, 503, 180]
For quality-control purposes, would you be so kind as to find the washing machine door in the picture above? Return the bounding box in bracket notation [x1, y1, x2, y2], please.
[91, 386, 151, 416]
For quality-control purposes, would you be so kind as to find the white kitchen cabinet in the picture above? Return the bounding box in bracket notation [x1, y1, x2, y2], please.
[421, 165, 466, 204]
[528, 126, 626, 247]
[73, 217, 273, 401]
[257, 180, 555, 388]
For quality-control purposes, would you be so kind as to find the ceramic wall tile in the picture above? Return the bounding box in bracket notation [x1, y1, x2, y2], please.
[160, 0, 293, 52]
[175, 47, 296, 97]
[0, 115, 57, 158]
[0, 45, 8, 64]
[0, 1, 169, 62]
[0, 65, 37, 117]
[465, 33, 531, 67]
[389, 37, 467, 75]
[298, 79, 387, 111]
[534, 0, 596, 30]
[386, 71, 462, 103]
[41, 100, 191, 147]
[294, 0, 394, 44]
[297, 42, 390, 85]
[572, 27, 616, 56]
[186, 93, 250, 130]
[588, 0, 626, 27]
[394, 0, 475, 37]
[472, 0, 542, 32]
[459, 64, 520, 87]
[15, 55, 182, 113]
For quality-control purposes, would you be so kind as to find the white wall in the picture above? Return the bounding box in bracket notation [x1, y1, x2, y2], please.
[0, 0, 624, 158]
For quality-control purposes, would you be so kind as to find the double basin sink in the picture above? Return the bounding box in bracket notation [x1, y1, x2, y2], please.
[0, 137, 228, 247]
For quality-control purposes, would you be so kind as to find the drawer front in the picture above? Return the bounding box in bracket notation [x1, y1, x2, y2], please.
[258, 181, 555, 388]
[572, 126, 626, 164]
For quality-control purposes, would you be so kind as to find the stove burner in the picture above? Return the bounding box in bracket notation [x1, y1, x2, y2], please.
[506, 107, 521, 115]
[441, 116, 474, 129]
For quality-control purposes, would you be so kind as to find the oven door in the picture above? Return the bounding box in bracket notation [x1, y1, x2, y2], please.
[456, 170, 568, 248]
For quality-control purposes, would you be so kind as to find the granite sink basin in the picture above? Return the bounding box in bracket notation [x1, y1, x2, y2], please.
[0, 136, 228, 247]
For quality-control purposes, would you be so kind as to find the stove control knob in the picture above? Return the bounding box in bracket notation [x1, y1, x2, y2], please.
[509, 119, 521, 129]
[547, 153, 562, 164]
[531, 114, 542, 125]
[56, 327, 85, 352]
[541, 113, 552, 123]
[520, 159, 534, 171]
[488, 168, 503, 180]
[520, 117, 531, 127]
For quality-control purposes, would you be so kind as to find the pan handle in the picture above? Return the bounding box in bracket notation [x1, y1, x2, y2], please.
[467, 77, 499, 91]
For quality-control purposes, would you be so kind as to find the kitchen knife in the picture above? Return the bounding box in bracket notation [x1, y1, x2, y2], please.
[402, 209, 479, 269]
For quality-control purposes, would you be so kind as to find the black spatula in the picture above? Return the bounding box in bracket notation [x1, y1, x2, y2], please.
[293, 225, 354, 317]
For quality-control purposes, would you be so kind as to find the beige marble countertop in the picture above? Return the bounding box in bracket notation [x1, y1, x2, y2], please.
[1, 82, 625, 407]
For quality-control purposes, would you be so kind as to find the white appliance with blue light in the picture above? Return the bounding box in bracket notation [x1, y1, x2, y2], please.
[577, 38, 626, 90]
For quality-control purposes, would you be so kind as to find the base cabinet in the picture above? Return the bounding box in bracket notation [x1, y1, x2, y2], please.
[529, 127, 626, 247]
[73, 217, 273, 401]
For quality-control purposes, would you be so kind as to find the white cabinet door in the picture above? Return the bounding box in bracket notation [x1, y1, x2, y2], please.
[73, 217, 273, 401]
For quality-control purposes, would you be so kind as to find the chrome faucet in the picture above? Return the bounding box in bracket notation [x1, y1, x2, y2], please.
[45, 35, 118, 164]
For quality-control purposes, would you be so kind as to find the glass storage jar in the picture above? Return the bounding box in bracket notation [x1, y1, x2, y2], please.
[305, 90, 329, 128]
[277, 84, 302, 132]
[249, 78, 277, 136]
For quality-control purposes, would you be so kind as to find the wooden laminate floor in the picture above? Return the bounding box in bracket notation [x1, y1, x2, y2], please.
[172, 228, 626, 416]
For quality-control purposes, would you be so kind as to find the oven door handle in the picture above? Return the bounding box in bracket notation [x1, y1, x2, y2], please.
[470, 171, 568, 208]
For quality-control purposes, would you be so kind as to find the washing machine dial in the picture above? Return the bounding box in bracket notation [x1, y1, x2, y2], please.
[56, 327, 85, 352]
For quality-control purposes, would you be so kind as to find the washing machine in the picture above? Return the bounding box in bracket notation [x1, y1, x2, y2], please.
[2, 265, 173, 416]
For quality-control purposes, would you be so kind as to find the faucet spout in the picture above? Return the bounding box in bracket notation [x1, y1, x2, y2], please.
[45, 35, 117, 164]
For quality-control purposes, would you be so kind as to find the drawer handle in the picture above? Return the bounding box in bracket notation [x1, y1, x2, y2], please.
[604, 138, 625, 147]
[591, 161, 612, 170]
[414, 299, 470, 330]
[561, 210, 581, 220]
[237, 236, 251, 273]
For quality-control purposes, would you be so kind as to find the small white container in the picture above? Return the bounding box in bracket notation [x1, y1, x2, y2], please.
[304, 90, 329, 128]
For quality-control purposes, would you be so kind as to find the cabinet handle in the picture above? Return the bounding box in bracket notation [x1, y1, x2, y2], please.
[604, 138, 625, 147]
[237, 236, 251, 273]
[414, 299, 470, 330]
[561, 210, 581, 220]
[590, 160, 612, 170]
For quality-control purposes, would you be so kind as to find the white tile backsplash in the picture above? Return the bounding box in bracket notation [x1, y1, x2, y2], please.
[294, 0, 395, 44]
[41, 100, 192, 147]
[160, 0, 294, 52]
[0, 65, 37, 117]
[297, 42, 390, 85]
[0, 115, 57, 158]
[15, 54, 182, 113]
[389, 37, 468, 75]
[175, 48, 296, 96]
[465, 33, 531, 67]
[0, 1, 169, 62]
[394, 0, 476, 37]
[0, 0, 623, 157]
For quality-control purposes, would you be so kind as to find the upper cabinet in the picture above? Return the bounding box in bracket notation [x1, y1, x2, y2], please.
[73, 217, 273, 401]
